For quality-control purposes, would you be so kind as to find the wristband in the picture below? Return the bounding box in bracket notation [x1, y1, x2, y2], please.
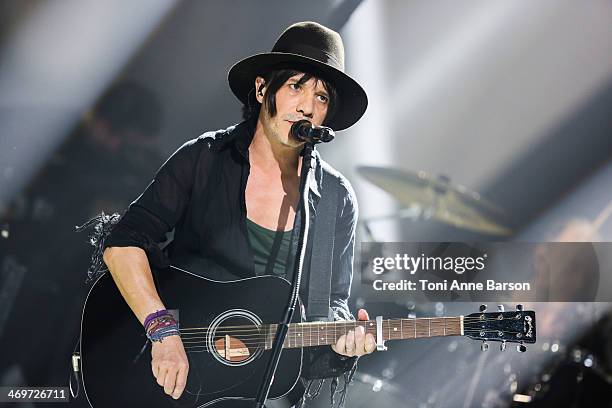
[144, 310, 180, 342]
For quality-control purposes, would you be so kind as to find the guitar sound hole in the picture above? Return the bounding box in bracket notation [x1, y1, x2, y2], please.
[207, 311, 264, 366]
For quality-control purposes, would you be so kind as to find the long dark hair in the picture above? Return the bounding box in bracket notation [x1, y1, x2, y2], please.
[241, 69, 338, 125]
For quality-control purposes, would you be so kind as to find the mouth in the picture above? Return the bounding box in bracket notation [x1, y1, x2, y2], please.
[286, 118, 310, 124]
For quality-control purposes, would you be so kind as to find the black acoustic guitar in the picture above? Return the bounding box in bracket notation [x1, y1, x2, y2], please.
[79, 265, 536, 407]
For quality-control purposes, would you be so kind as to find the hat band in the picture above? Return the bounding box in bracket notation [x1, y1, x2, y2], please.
[274, 44, 344, 71]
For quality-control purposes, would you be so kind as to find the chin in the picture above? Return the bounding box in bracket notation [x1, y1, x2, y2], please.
[282, 138, 302, 149]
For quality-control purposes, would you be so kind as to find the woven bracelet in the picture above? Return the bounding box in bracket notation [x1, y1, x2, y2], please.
[144, 310, 180, 342]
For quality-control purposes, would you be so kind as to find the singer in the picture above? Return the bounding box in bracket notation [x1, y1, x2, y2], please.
[100, 22, 370, 408]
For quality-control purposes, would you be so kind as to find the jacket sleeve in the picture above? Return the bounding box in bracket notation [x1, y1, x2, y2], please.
[329, 177, 358, 323]
[301, 176, 359, 380]
[103, 138, 202, 269]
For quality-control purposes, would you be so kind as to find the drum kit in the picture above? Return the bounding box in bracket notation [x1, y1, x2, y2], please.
[356, 166, 513, 238]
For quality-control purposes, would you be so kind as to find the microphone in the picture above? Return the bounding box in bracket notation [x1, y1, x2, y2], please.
[290, 120, 335, 143]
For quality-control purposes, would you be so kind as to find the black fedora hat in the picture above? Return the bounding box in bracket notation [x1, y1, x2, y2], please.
[228, 21, 368, 131]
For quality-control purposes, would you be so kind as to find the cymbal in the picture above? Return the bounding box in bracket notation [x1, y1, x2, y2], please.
[356, 166, 512, 236]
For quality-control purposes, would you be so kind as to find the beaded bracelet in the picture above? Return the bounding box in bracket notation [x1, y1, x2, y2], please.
[144, 310, 180, 342]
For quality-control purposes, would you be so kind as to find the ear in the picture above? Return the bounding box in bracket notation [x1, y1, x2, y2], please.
[254, 76, 266, 103]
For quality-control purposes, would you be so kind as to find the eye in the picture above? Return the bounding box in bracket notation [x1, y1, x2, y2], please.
[317, 94, 329, 104]
[289, 83, 301, 91]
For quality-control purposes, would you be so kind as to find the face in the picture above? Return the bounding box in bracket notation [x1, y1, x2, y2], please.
[256, 73, 330, 148]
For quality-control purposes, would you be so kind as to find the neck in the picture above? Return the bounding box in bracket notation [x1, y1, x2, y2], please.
[250, 119, 302, 174]
[261, 316, 464, 350]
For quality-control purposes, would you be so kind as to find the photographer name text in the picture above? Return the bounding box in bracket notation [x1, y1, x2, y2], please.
[372, 279, 531, 292]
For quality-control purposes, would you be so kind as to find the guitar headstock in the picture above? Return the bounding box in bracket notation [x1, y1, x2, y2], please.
[464, 304, 536, 352]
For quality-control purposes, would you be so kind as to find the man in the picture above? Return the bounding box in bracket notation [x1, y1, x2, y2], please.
[102, 21, 374, 407]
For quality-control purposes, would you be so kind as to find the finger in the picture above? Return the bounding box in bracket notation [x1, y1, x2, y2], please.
[333, 334, 346, 355]
[357, 309, 370, 321]
[345, 330, 355, 355]
[152, 361, 159, 378]
[172, 364, 188, 399]
[355, 326, 365, 355]
[365, 333, 376, 353]
[163, 367, 178, 396]
[156, 366, 168, 387]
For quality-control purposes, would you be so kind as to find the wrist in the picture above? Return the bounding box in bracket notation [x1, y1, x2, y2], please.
[144, 309, 180, 342]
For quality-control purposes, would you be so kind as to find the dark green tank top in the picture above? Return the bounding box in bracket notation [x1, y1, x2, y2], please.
[246, 218, 294, 279]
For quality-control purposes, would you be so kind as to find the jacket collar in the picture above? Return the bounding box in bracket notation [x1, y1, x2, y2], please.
[223, 119, 322, 198]
[220, 118, 255, 161]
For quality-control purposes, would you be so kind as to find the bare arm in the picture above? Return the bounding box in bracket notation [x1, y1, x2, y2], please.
[103, 246, 165, 324]
[103, 246, 189, 400]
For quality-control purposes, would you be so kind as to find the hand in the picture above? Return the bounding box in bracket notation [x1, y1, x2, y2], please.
[331, 309, 376, 357]
[151, 335, 189, 399]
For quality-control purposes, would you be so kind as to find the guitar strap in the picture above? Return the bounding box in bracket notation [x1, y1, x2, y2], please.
[306, 170, 339, 321]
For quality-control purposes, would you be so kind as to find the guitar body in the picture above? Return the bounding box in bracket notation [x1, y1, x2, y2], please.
[80, 268, 303, 407]
[80, 265, 538, 407]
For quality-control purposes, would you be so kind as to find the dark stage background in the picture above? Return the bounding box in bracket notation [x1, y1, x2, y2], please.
[1, 1, 611, 407]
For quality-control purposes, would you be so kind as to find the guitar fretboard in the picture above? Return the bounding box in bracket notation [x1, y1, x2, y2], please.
[264, 317, 463, 350]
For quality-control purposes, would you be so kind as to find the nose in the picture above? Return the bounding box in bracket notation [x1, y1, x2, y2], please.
[296, 93, 315, 119]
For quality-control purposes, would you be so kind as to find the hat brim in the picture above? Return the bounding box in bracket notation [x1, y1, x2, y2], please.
[228, 52, 367, 131]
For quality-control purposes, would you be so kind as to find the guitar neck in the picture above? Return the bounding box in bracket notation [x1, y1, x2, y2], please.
[264, 316, 464, 350]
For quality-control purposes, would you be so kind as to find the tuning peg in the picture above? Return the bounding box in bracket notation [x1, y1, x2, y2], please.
[479, 304, 487, 312]
[481, 341, 489, 351]
[516, 304, 524, 312]
[500, 341, 506, 351]
[497, 305, 505, 312]
[517, 342, 527, 353]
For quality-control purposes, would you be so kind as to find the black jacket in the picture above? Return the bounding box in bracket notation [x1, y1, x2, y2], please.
[104, 118, 359, 386]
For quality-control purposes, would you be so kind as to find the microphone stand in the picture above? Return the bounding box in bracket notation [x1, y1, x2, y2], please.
[254, 140, 317, 408]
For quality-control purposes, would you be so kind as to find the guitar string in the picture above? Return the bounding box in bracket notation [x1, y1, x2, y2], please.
[181, 331, 528, 352]
[178, 322, 495, 339]
[178, 330, 523, 346]
[176, 316, 522, 333]
[178, 329, 526, 349]
[174, 316, 531, 349]
[177, 316, 516, 331]
[180, 327, 525, 342]
[177, 322, 523, 340]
